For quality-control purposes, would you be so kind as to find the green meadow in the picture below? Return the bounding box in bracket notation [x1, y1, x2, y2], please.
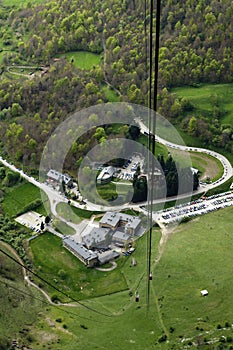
[172, 83, 233, 125]
[20, 206, 233, 349]
[2, 0, 46, 6]
[0, 242, 43, 346]
[29, 232, 128, 302]
[2, 182, 41, 217]
[61, 51, 101, 70]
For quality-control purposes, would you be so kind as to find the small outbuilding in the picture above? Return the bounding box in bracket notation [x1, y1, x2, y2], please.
[97, 166, 115, 184]
[200, 289, 208, 297]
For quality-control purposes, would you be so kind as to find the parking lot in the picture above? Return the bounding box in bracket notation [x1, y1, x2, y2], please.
[15, 211, 45, 233]
[116, 153, 144, 181]
[156, 191, 233, 225]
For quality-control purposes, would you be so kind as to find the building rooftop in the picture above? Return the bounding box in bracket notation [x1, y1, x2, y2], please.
[100, 212, 120, 227]
[100, 212, 141, 231]
[97, 250, 119, 265]
[82, 227, 110, 247]
[47, 169, 72, 185]
[63, 236, 98, 261]
[97, 166, 115, 182]
[112, 230, 131, 241]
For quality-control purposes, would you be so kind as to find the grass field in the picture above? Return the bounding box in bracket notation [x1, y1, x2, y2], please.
[153, 206, 233, 345]
[2, 0, 46, 6]
[26, 206, 233, 349]
[190, 152, 223, 181]
[59, 51, 101, 70]
[71, 205, 102, 219]
[0, 242, 43, 346]
[172, 83, 233, 125]
[56, 203, 82, 224]
[2, 182, 41, 217]
[30, 232, 128, 302]
[52, 218, 76, 235]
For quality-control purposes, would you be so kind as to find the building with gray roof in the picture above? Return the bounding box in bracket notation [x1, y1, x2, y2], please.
[62, 236, 98, 267]
[47, 169, 73, 187]
[112, 231, 131, 246]
[97, 250, 119, 265]
[99, 212, 141, 235]
[82, 227, 111, 249]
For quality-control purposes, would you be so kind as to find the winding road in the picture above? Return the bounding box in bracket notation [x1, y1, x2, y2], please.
[0, 117, 232, 215]
[0, 125, 232, 305]
[134, 117, 233, 192]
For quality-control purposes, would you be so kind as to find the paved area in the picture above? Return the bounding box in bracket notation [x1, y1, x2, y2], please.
[151, 191, 233, 225]
[15, 211, 45, 232]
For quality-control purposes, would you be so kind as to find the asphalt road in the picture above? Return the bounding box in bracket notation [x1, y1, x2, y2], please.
[0, 122, 232, 224]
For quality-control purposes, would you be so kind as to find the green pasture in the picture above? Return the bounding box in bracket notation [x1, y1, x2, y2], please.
[26, 206, 233, 349]
[61, 51, 101, 70]
[27, 228, 163, 349]
[3, 197, 233, 349]
[190, 152, 223, 181]
[172, 83, 233, 124]
[56, 203, 82, 224]
[0, 243, 43, 344]
[71, 205, 102, 219]
[2, 0, 46, 6]
[2, 182, 41, 217]
[30, 232, 128, 302]
[170, 149, 224, 181]
[153, 206, 233, 345]
[52, 219, 75, 236]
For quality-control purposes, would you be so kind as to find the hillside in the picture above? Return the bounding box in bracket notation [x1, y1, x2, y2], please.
[0, 242, 43, 349]
[0, 0, 232, 170]
[1, 207, 233, 349]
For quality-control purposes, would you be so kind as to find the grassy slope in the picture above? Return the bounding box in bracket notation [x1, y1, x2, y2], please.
[58, 51, 101, 70]
[0, 243, 43, 345]
[172, 83, 233, 124]
[2, 182, 40, 216]
[26, 228, 162, 350]
[2, 0, 46, 5]
[2, 182, 41, 217]
[27, 207, 233, 349]
[30, 232, 128, 302]
[154, 206, 233, 345]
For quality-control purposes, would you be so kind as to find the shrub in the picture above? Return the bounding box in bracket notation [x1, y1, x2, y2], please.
[158, 334, 167, 343]
[80, 324, 88, 330]
[51, 295, 60, 303]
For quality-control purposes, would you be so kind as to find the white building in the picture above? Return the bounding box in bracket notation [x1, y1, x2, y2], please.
[97, 166, 115, 184]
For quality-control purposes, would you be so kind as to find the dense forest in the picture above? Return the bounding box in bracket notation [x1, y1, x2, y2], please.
[0, 0, 232, 169]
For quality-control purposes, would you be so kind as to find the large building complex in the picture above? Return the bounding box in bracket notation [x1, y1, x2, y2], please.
[62, 212, 143, 266]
